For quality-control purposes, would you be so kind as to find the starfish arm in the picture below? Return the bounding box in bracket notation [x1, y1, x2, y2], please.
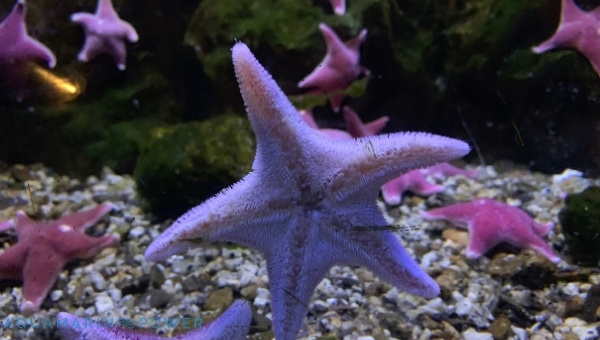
[0, 0, 27, 42]
[421, 201, 479, 228]
[265, 231, 335, 340]
[329, 133, 470, 204]
[77, 35, 104, 62]
[59, 202, 113, 232]
[345, 29, 368, 52]
[20, 244, 66, 314]
[329, 0, 346, 15]
[13, 210, 36, 238]
[0, 243, 27, 280]
[575, 32, 600, 76]
[96, 0, 121, 20]
[121, 21, 139, 43]
[340, 228, 440, 298]
[298, 64, 341, 90]
[0, 219, 13, 231]
[532, 22, 583, 53]
[561, 0, 586, 22]
[320, 23, 351, 63]
[70, 13, 99, 28]
[522, 235, 561, 263]
[424, 162, 479, 178]
[16, 38, 56, 68]
[358, 116, 389, 137]
[179, 300, 252, 339]
[105, 37, 128, 70]
[381, 175, 411, 205]
[409, 176, 445, 196]
[145, 173, 290, 261]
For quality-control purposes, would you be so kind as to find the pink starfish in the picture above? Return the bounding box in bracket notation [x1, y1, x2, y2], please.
[58, 299, 252, 340]
[298, 23, 368, 112]
[299, 109, 352, 139]
[382, 163, 478, 205]
[422, 198, 561, 263]
[71, 0, 139, 70]
[299, 106, 388, 140]
[0, 203, 117, 314]
[0, 219, 13, 232]
[532, 0, 600, 76]
[145, 42, 470, 340]
[342, 106, 389, 137]
[0, 0, 56, 100]
[330, 0, 346, 15]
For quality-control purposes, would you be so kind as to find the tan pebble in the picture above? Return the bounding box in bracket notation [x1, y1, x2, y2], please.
[488, 314, 510, 340]
[442, 228, 469, 247]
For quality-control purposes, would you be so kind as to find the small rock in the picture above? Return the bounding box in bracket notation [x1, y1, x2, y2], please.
[463, 328, 493, 340]
[489, 315, 510, 340]
[204, 287, 233, 311]
[442, 228, 469, 247]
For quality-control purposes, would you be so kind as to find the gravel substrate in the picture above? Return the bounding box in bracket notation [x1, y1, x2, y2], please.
[0, 163, 599, 340]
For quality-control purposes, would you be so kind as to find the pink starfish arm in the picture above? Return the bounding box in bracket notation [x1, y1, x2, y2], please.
[58, 202, 114, 232]
[298, 24, 368, 112]
[20, 242, 67, 315]
[299, 109, 353, 139]
[532, 0, 600, 76]
[330, 0, 346, 15]
[342, 106, 389, 137]
[381, 170, 445, 205]
[0, 0, 56, 67]
[0, 243, 27, 280]
[0, 219, 13, 231]
[422, 162, 479, 178]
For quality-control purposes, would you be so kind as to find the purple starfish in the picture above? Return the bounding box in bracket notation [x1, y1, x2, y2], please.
[58, 299, 252, 340]
[0, 0, 56, 100]
[0, 203, 117, 315]
[145, 42, 470, 340]
[422, 198, 561, 263]
[382, 163, 479, 205]
[298, 23, 369, 112]
[532, 0, 600, 76]
[71, 0, 139, 70]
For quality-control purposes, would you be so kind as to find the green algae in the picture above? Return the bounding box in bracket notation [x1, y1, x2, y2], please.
[559, 186, 600, 267]
[133, 112, 255, 217]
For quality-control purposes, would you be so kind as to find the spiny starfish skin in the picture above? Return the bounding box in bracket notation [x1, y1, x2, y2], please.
[422, 198, 561, 263]
[0, 203, 117, 314]
[146, 42, 470, 340]
[58, 299, 252, 340]
[71, 0, 139, 70]
[298, 23, 368, 112]
[532, 0, 600, 76]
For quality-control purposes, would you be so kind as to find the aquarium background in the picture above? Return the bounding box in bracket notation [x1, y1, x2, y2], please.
[0, 0, 599, 339]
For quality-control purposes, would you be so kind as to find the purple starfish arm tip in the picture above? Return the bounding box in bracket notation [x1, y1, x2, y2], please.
[58, 300, 251, 340]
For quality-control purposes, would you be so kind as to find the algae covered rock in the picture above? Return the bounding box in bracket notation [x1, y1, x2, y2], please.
[134, 113, 255, 218]
[559, 186, 600, 267]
